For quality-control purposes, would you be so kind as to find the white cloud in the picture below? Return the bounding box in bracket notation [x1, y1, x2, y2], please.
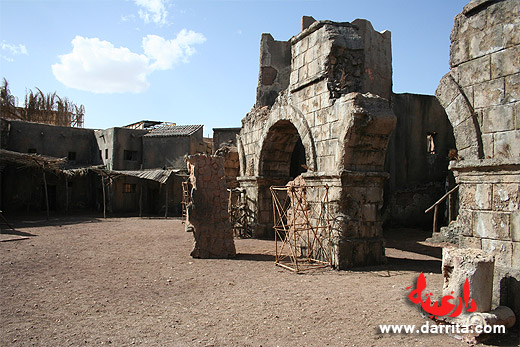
[1, 41, 28, 62]
[134, 0, 169, 25]
[52, 31, 206, 94]
[121, 14, 136, 23]
[143, 29, 207, 70]
[52, 36, 150, 94]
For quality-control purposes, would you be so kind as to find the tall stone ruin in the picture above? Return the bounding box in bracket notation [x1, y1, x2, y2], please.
[435, 0, 520, 321]
[237, 17, 396, 269]
[186, 154, 236, 258]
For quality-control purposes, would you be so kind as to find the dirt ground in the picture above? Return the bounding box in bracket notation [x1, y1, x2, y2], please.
[1, 216, 518, 346]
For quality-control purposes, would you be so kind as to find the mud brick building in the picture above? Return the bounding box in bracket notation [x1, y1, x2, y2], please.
[0, 119, 206, 216]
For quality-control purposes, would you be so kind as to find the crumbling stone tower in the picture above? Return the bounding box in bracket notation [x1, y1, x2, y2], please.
[237, 17, 396, 269]
[436, 0, 520, 318]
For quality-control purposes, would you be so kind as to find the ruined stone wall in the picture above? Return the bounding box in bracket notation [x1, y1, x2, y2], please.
[186, 154, 236, 258]
[215, 145, 240, 190]
[256, 34, 292, 108]
[435, 0, 520, 321]
[385, 93, 456, 227]
[238, 18, 396, 268]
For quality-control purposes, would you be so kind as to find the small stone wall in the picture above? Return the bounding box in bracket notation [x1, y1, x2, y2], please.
[186, 154, 236, 258]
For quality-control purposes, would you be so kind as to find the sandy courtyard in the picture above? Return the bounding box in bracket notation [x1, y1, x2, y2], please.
[0, 216, 514, 346]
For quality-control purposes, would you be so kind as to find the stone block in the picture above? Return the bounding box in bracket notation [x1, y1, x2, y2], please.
[290, 70, 299, 86]
[458, 145, 480, 160]
[442, 247, 495, 313]
[457, 55, 491, 87]
[481, 238, 513, 268]
[308, 95, 321, 113]
[458, 209, 474, 236]
[487, 0, 520, 28]
[435, 73, 460, 108]
[459, 184, 476, 209]
[491, 46, 520, 79]
[482, 133, 494, 159]
[474, 78, 505, 109]
[504, 19, 520, 47]
[473, 211, 510, 240]
[482, 104, 515, 133]
[476, 183, 493, 210]
[454, 117, 477, 150]
[471, 24, 506, 60]
[298, 65, 308, 82]
[505, 73, 520, 103]
[493, 184, 520, 212]
[300, 35, 309, 51]
[365, 187, 383, 203]
[446, 94, 472, 127]
[293, 53, 304, 70]
[450, 38, 469, 68]
[512, 211, 520, 242]
[493, 129, 520, 159]
[513, 242, 520, 269]
[362, 203, 378, 222]
[461, 236, 482, 249]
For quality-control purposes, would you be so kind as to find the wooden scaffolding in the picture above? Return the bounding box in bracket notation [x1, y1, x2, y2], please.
[270, 184, 333, 273]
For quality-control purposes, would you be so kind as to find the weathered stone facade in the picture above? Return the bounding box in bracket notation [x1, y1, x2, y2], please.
[435, 0, 520, 321]
[186, 154, 236, 258]
[238, 18, 396, 269]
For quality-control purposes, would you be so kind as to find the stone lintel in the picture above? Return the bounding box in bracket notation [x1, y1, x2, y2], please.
[450, 158, 520, 173]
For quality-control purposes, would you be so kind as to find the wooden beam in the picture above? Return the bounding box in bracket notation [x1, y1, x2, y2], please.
[101, 175, 106, 219]
[164, 182, 168, 219]
[42, 166, 49, 220]
[65, 176, 69, 213]
[139, 180, 143, 218]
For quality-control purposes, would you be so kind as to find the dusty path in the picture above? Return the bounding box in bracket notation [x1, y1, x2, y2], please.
[0, 216, 509, 346]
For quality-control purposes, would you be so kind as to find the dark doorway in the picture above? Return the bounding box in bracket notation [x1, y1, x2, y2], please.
[290, 137, 307, 179]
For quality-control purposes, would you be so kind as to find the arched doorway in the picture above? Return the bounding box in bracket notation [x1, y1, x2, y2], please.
[256, 120, 307, 238]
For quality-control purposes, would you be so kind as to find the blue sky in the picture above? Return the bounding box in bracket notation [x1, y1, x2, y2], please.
[1, 0, 468, 136]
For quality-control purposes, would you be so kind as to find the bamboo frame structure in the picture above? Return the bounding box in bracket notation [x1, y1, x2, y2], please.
[270, 184, 333, 273]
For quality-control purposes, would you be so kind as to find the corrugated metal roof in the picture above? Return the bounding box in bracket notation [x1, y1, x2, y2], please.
[144, 124, 203, 137]
[111, 169, 181, 184]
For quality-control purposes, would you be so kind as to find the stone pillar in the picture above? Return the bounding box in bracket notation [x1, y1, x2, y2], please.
[435, 0, 520, 321]
[186, 154, 236, 258]
[442, 247, 495, 313]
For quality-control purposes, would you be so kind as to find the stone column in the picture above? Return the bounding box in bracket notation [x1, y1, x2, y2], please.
[187, 154, 236, 258]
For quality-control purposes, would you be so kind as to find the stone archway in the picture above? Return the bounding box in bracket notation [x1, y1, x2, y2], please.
[259, 120, 306, 179]
[253, 119, 308, 238]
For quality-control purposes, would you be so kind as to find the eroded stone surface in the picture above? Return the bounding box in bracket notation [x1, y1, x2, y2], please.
[187, 154, 236, 259]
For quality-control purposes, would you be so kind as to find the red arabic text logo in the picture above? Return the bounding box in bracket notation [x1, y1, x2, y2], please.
[406, 272, 476, 319]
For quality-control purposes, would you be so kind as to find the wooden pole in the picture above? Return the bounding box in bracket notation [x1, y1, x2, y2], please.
[139, 180, 143, 218]
[448, 193, 453, 222]
[164, 182, 168, 219]
[433, 205, 439, 234]
[65, 176, 69, 213]
[101, 175, 106, 219]
[42, 165, 49, 220]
